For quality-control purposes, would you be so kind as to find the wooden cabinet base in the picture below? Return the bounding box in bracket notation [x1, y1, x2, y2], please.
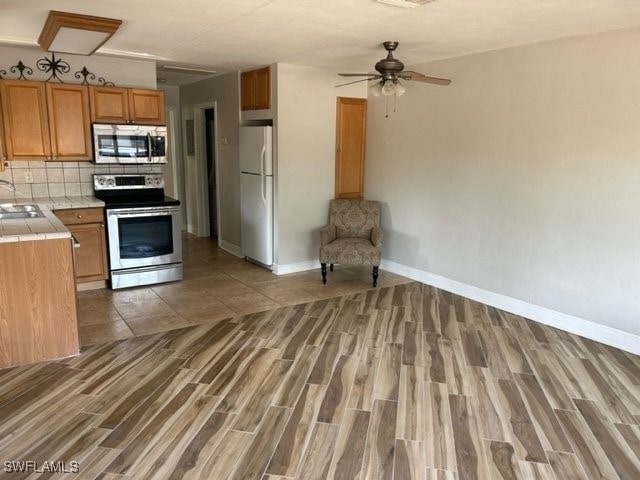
[0, 238, 79, 368]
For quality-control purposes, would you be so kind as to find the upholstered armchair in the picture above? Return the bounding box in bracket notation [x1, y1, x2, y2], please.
[319, 199, 383, 287]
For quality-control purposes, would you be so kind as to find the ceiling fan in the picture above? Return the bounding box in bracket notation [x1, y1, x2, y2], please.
[338, 41, 451, 96]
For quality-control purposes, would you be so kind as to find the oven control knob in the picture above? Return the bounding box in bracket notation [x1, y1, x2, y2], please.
[107, 178, 115, 186]
[98, 178, 105, 186]
[155, 178, 161, 185]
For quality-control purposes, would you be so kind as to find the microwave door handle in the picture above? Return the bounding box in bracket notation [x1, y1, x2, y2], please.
[147, 133, 152, 163]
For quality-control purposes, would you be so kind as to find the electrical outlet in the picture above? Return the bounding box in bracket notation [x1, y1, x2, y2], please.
[24, 171, 33, 183]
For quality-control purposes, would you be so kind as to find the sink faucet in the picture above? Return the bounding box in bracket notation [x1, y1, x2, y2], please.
[0, 179, 16, 191]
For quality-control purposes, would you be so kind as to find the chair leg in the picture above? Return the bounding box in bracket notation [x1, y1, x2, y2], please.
[372, 266, 379, 287]
[330, 264, 334, 272]
[321, 263, 327, 284]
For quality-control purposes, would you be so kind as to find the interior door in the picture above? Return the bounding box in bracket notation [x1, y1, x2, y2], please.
[335, 97, 367, 199]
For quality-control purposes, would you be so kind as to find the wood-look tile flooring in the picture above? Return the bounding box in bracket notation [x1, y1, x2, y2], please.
[1, 244, 639, 479]
[77, 234, 409, 347]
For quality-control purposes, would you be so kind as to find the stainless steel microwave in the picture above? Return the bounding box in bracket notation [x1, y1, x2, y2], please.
[92, 124, 167, 164]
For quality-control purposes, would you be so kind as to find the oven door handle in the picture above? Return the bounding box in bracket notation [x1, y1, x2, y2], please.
[109, 210, 176, 218]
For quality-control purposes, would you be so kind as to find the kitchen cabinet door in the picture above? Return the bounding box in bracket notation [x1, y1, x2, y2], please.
[54, 207, 108, 283]
[0, 110, 5, 171]
[240, 71, 256, 110]
[90, 86, 130, 123]
[254, 67, 271, 110]
[240, 67, 271, 111]
[46, 83, 92, 161]
[335, 97, 367, 199]
[0, 80, 51, 160]
[69, 222, 108, 282]
[128, 88, 165, 125]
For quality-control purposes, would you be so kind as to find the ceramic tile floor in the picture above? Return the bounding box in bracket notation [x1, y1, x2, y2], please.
[77, 233, 411, 347]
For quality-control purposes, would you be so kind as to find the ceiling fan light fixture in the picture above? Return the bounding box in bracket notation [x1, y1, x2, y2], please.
[394, 80, 406, 97]
[375, 0, 435, 9]
[381, 81, 396, 97]
[370, 81, 383, 97]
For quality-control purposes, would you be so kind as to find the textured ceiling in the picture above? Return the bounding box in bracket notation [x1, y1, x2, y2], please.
[1, 0, 640, 84]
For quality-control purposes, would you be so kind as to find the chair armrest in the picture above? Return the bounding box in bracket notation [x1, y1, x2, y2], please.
[320, 225, 337, 246]
[371, 226, 383, 247]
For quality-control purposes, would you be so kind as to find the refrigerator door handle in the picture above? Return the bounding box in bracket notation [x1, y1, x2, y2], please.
[260, 144, 267, 203]
[261, 172, 267, 204]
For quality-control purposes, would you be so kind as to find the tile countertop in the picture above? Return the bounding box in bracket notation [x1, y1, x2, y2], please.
[0, 196, 105, 243]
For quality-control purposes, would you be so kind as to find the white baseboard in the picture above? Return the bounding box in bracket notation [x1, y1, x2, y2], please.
[381, 259, 640, 355]
[220, 240, 243, 257]
[273, 260, 319, 275]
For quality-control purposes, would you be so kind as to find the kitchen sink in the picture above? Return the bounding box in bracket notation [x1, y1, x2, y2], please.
[0, 203, 45, 219]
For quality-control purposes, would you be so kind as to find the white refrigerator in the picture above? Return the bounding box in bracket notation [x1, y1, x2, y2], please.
[240, 126, 273, 267]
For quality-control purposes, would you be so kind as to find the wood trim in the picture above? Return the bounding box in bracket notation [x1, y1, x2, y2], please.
[38, 11, 122, 55]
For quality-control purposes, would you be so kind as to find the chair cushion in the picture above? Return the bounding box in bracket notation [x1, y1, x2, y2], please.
[319, 237, 381, 266]
[331, 200, 380, 239]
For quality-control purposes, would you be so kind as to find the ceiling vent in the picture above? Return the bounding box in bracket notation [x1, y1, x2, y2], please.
[157, 65, 217, 75]
[376, 0, 435, 8]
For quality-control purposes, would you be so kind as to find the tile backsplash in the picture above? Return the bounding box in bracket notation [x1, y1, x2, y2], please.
[0, 162, 163, 200]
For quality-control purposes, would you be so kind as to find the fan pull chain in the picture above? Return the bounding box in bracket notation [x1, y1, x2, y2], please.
[385, 96, 389, 118]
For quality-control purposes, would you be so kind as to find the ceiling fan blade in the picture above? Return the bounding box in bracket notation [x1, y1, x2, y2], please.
[401, 70, 451, 85]
[338, 73, 377, 77]
[335, 77, 379, 87]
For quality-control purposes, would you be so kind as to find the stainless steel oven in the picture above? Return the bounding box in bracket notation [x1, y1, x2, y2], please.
[94, 174, 182, 289]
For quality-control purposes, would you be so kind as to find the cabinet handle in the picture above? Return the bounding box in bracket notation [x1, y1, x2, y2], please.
[100, 224, 104, 228]
[77, 215, 83, 219]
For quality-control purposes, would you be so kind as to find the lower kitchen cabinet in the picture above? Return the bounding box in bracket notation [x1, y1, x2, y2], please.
[54, 207, 108, 283]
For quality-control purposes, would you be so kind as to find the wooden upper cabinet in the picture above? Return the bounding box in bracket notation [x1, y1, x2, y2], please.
[46, 84, 92, 160]
[128, 88, 165, 125]
[0, 80, 51, 160]
[254, 67, 271, 110]
[0, 111, 5, 171]
[89, 86, 129, 123]
[240, 67, 271, 111]
[335, 97, 367, 199]
[240, 71, 256, 110]
[90, 86, 164, 125]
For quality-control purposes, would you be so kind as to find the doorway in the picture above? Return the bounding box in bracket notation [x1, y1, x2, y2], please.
[192, 101, 220, 242]
[204, 108, 217, 238]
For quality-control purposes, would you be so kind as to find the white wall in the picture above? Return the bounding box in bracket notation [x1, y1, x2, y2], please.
[179, 73, 240, 246]
[158, 85, 184, 220]
[274, 64, 366, 271]
[365, 27, 640, 344]
[0, 45, 156, 88]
